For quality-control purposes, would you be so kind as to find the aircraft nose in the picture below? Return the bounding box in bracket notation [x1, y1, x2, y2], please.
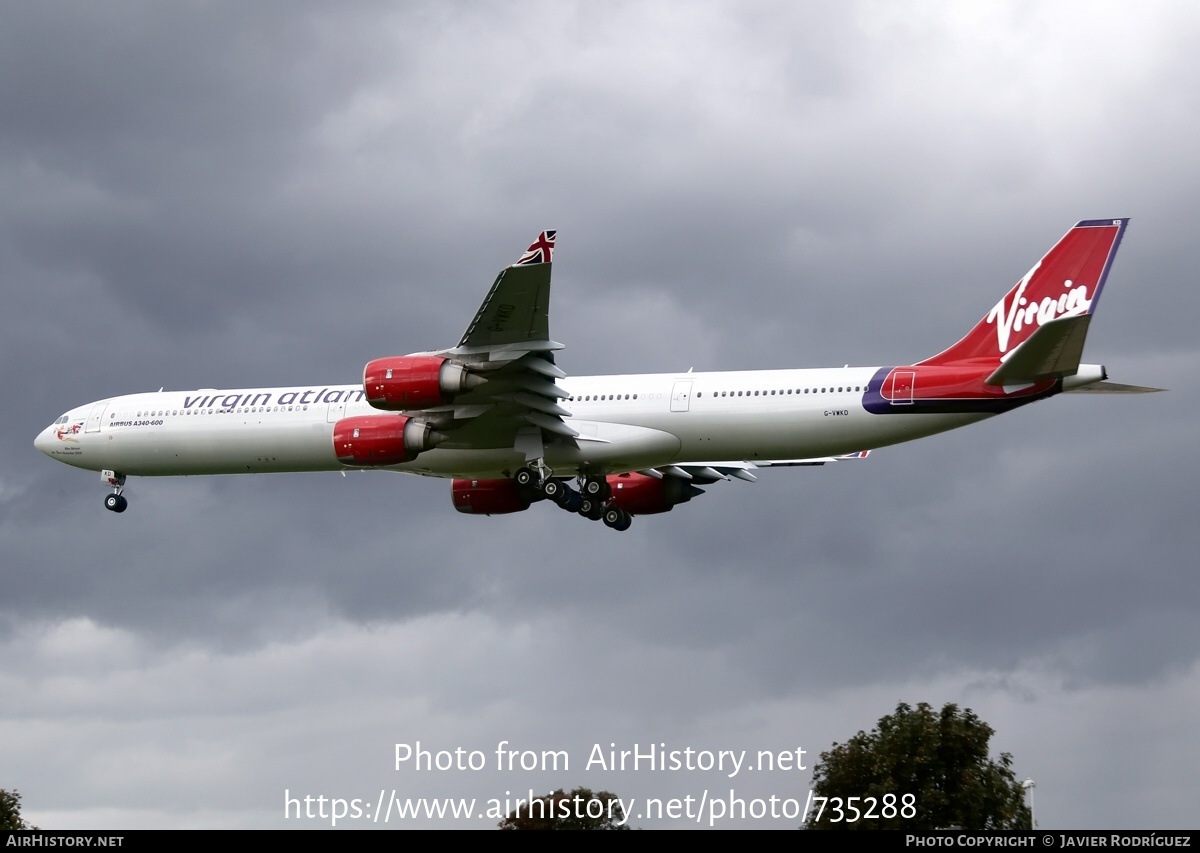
[34, 427, 54, 456]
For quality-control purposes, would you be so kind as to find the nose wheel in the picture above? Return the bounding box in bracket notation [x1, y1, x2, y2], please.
[102, 470, 128, 513]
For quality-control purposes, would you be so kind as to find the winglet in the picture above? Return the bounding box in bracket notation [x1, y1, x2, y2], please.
[514, 230, 556, 266]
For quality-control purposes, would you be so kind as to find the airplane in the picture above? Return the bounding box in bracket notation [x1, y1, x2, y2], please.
[35, 219, 1156, 531]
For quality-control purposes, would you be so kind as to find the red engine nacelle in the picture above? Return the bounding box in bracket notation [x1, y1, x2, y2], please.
[605, 472, 704, 515]
[451, 478, 532, 515]
[333, 415, 442, 466]
[364, 355, 481, 410]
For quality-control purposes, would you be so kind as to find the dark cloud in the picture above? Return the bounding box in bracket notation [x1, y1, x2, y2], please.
[3, 0, 1198, 829]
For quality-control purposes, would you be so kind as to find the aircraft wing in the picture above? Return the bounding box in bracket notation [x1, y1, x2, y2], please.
[454, 231, 562, 356]
[641, 452, 871, 484]
[424, 231, 575, 458]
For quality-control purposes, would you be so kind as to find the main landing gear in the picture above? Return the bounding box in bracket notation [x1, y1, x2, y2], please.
[601, 505, 632, 531]
[515, 466, 580, 512]
[579, 477, 630, 530]
[102, 470, 127, 513]
[513, 467, 632, 532]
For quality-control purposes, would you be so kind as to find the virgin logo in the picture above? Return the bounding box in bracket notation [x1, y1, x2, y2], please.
[987, 262, 1091, 353]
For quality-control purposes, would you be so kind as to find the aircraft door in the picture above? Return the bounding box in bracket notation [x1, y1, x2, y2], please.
[889, 370, 916, 405]
[85, 401, 108, 433]
[670, 380, 693, 413]
[327, 397, 347, 423]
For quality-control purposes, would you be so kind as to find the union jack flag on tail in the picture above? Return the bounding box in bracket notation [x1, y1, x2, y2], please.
[515, 230, 556, 265]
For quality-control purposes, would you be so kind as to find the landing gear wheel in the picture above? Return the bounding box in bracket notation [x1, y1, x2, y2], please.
[541, 479, 562, 500]
[554, 486, 581, 512]
[514, 467, 538, 488]
[579, 498, 606, 521]
[104, 494, 128, 513]
[603, 507, 631, 531]
[582, 477, 611, 500]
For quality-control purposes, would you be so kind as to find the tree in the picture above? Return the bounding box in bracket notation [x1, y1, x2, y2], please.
[498, 787, 631, 830]
[805, 702, 1031, 830]
[1, 789, 37, 831]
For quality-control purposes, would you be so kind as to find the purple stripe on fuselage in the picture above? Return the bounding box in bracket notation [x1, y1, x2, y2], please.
[860, 366, 1061, 416]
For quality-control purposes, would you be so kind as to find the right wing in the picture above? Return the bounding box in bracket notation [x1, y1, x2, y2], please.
[641, 452, 871, 484]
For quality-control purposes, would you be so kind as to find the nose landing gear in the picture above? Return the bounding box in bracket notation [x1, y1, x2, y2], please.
[102, 470, 127, 513]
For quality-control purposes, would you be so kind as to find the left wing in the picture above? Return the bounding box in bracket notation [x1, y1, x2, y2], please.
[454, 231, 560, 356]
[422, 231, 576, 459]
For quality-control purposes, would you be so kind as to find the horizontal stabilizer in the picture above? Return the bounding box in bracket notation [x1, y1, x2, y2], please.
[985, 314, 1091, 386]
[1064, 381, 1165, 394]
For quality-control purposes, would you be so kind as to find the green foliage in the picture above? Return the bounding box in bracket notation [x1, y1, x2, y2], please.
[805, 702, 1031, 830]
[498, 787, 630, 830]
[1, 789, 37, 831]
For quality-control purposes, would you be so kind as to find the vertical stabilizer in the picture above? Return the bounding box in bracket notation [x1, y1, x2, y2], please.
[919, 219, 1128, 368]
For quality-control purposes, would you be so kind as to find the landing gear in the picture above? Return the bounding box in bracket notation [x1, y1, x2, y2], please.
[102, 470, 127, 513]
[573, 475, 632, 530]
[539, 479, 582, 512]
[514, 466, 630, 530]
[578, 497, 606, 521]
[581, 477, 611, 501]
[603, 507, 631, 531]
[559, 488, 582, 512]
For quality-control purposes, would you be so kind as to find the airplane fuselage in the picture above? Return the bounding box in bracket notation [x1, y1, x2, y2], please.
[35, 365, 1019, 480]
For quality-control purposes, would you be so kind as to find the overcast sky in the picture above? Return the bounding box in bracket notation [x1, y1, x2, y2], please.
[3, 0, 1198, 829]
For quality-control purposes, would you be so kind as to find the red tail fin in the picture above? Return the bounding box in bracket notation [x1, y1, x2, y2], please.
[919, 219, 1128, 367]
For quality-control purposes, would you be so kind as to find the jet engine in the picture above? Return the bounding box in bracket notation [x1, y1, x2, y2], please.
[333, 416, 444, 466]
[451, 478, 532, 515]
[605, 472, 704, 515]
[363, 356, 484, 410]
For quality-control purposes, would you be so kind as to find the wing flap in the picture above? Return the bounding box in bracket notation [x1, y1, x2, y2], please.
[523, 411, 578, 437]
[497, 392, 572, 417]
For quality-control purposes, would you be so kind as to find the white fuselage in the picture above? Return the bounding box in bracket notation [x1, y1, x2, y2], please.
[35, 366, 991, 480]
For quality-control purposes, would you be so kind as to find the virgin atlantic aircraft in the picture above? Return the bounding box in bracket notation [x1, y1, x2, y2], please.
[35, 219, 1154, 531]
